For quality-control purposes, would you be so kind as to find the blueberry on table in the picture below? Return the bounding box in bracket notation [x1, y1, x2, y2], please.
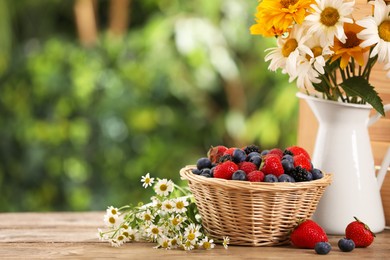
[314, 242, 332, 255]
[338, 238, 355, 252]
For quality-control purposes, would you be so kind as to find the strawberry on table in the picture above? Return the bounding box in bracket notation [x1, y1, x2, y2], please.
[345, 217, 375, 247]
[290, 219, 328, 249]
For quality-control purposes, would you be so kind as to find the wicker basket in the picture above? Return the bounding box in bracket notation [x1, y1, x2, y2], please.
[180, 165, 332, 246]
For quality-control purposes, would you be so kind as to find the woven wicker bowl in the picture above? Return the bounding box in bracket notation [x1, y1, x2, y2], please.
[180, 165, 332, 246]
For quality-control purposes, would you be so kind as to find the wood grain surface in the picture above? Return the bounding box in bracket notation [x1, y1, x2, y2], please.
[0, 212, 389, 259]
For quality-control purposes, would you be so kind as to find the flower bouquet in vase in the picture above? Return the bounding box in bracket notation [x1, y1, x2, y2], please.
[250, 0, 390, 234]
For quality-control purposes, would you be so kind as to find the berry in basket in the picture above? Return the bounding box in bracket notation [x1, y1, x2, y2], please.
[193, 144, 325, 183]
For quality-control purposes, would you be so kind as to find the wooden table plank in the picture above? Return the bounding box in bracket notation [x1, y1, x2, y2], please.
[0, 212, 389, 259]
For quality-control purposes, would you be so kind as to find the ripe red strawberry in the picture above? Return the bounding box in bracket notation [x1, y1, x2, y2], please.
[213, 161, 239, 180]
[293, 153, 313, 171]
[268, 148, 284, 159]
[261, 154, 284, 177]
[285, 146, 311, 161]
[238, 161, 258, 174]
[247, 170, 265, 182]
[345, 217, 375, 247]
[290, 219, 328, 249]
[207, 145, 228, 163]
[223, 147, 237, 156]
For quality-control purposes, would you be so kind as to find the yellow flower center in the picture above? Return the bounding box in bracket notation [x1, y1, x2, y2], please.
[280, 0, 298, 8]
[162, 240, 169, 248]
[203, 241, 211, 249]
[187, 233, 195, 241]
[172, 217, 180, 226]
[160, 184, 167, 192]
[165, 203, 172, 209]
[306, 46, 323, 60]
[320, 7, 340, 27]
[109, 216, 116, 224]
[152, 227, 159, 235]
[176, 201, 184, 209]
[117, 235, 125, 241]
[144, 214, 151, 221]
[378, 20, 390, 42]
[282, 38, 298, 57]
[122, 231, 129, 237]
[111, 209, 117, 215]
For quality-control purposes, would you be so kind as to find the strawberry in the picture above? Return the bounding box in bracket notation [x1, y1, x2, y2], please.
[293, 153, 313, 171]
[223, 147, 237, 157]
[268, 148, 284, 159]
[284, 146, 311, 161]
[207, 145, 228, 163]
[213, 161, 239, 180]
[247, 170, 265, 182]
[238, 161, 258, 174]
[261, 154, 284, 177]
[345, 217, 375, 247]
[290, 219, 328, 249]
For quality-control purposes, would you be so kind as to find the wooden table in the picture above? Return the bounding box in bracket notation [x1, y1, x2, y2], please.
[0, 212, 389, 259]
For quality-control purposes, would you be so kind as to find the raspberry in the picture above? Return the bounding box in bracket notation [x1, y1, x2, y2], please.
[207, 145, 228, 164]
[247, 170, 265, 182]
[238, 161, 258, 174]
[213, 161, 239, 180]
[293, 153, 312, 171]
[261, 154, 284, 177]
[284, 146, 311, 161]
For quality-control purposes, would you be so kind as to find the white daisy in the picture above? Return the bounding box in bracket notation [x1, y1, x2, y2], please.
[138, 209, 154, 224]
[223, 236, 230, 249]
[157, 235, 171, 249]
[106, 206, 119, 217]
[199, 236, 215, 250]
[356, 0, 390, 63]
[169, 235, 180, 249]
[173, 197, 189, 214]
[169, 214, 186, 230]
[305, 0, 354, 46]
[141, 173, 155, 188]
[121, 224, 138, 241]
[103, 212, 119, 227]
[265, 25, 312, 76]
[154, 179, 174, 197]
[183, 223, 202, 245]
[146, 224, 163, 240]
[161, 199, 175, 213]
[183, 240, 194, 251]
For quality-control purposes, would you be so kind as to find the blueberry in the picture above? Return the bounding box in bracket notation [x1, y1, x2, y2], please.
[282, 154, 294, 163]
[196, 157, 212, 170]
[264, 174, 278, 182]
[232, 149, 247, 163]
[247, 152, 261, 160]
[260, 150, 269, 156]
[306, 171, 313, 181]
[200, 168, 212, 178]
[312, 168, 323, 180]
[192, 168, 202, 175]
[281, 159, 294, 173]
[338, 238, 355, 252]
[249, 155, 262, 168]
[314, 242, 332, 255]
[232, 170, 247, 181]
[278, 174, 295, 182]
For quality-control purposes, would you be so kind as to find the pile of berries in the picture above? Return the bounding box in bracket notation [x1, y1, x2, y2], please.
[192, 144, 324, 182]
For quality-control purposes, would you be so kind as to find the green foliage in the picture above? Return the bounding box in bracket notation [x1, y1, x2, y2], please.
[0, 0, 298, 212]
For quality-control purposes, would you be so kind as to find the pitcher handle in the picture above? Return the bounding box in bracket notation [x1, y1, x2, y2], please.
[368, 104, 390, 127]
[377, 147, 390, 189]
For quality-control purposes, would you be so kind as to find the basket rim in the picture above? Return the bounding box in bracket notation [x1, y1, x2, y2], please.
[180, 165, 332, 191]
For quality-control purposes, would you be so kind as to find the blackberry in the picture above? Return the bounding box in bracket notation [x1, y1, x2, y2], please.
[218, 154, 232, 163]
[243, 145, 260, 155]
[283, 149, 294, 157]
[290, 166, 311, 182]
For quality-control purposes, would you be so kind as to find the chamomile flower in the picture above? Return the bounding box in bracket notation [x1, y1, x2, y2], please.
[146, 224, 163, 240]
[223, 236, 230, 249]
[265, 25, 312, 76]
[103, 211, 119, 227]
[169, 235, 181, 249]
[154, 179, 174, 197]
[157, 235, 171, 249]
[106, 206, 120, 216]
[138, 209, 154, 224]
[141, 173, 155, 188]
[183, 240, 195, 251]
[183, 223, 202, 245]
[161, 199, 175, 213]
[110, 233, 126, 247]
[169, 214, 186, 230]
[121, 224, 138, 241]
[199, 236, 215, 250]
[356, 0, 390, 63]
[305, 0, 354, 46]
[173, 197, 189, 214]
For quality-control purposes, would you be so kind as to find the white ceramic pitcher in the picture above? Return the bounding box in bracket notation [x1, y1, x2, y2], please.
[297, 92, 390, 234]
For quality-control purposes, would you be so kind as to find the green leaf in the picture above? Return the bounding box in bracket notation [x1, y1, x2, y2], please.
[341, 76, 385, 116]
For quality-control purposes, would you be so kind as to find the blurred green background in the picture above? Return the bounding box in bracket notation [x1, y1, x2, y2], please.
[0, 0, 298, 212]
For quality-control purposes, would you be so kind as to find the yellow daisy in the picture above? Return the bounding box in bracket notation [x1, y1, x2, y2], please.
[331, 22, 370, 69]
[250, 0, 314, 37]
